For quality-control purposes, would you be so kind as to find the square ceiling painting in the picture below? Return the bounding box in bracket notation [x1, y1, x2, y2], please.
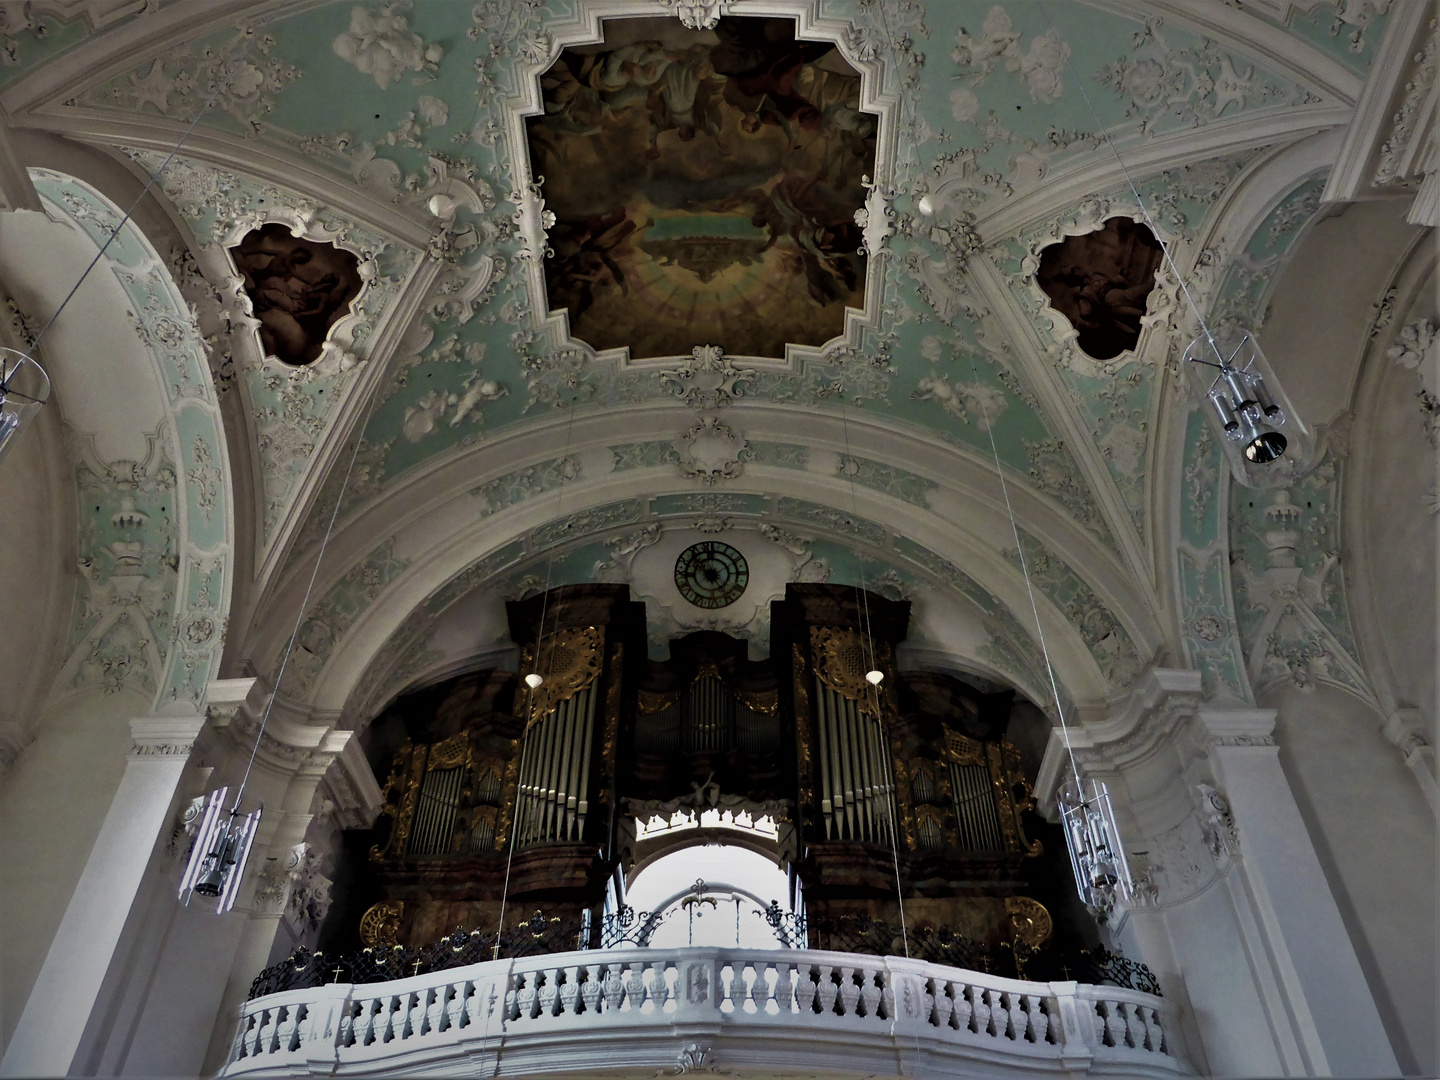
[526, 16, 878, 360]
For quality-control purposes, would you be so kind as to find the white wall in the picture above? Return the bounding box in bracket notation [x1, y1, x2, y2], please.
[0, 688, 142, 1054]
[1269, 681, 1437, 1076]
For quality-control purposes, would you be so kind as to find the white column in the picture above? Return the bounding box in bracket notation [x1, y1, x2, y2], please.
[1199, 706, 1400, 1077]
[0, 714, 204, 1078]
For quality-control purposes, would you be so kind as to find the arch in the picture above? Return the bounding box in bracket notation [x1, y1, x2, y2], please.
[242, 401, 1166, 720]
[1, 167, 233, 714]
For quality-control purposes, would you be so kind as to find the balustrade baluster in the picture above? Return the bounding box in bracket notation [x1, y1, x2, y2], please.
[559, 965, 581, 1015]
[538, 967, 560, 1017]
[520, 972, 543, 1020]
[579, 966, 602, 1014]
[445, 982, 467, 1030]
[951, 983, 972, 1032]
[969, 986, 990, 1035]
[837, 967, 860, 1015]
[336, 1002, 356, 1048]
[928, 980, 948, 1029]
[1142, 1004, 1167, 1053]
[879, 970, 894, 1020]
[260, 1007, 282, 1054]
[1000, 990, 1019, 1040]
[1099, 1000, 1123, 1047]
[794, 965, 818, 1013]
[858, 969, 881, 1018]
[355, 999, 378, 1046]
[648, 962, 671, 1010]
[726, 964, 747, 1012]
[238, 1012, 260, 1058]
[420, 987, 441, 1035]
[773, 962, 794, 1013]
[625, 963, 647, 1011]
[815, 965, 838, 1014]
[602, 967, 624, 1011]
[748, 961, 770, 1012]
[1124, 1001, 1145, 1048]
[288, 1003, 310, 1050]
[1025, 994, 1050, 1044]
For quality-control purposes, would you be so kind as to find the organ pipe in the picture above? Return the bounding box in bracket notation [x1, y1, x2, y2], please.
[813, 678, 897, 845]
[515, 682, 598, 848]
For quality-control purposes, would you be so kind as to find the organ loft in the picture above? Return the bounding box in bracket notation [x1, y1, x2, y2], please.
[316, 583, 1083, 977]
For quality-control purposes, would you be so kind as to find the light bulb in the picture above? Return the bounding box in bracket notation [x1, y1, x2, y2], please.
[865, 670, 884, 685]
[524, 673, 544, 689]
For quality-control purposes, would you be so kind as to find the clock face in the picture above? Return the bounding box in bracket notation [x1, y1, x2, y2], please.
[674, 541, 750, 610]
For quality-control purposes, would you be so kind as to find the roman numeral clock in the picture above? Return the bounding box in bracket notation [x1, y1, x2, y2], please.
[674, 541, 749, 610]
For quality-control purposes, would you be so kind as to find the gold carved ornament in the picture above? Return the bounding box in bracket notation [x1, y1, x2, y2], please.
[598, 642, 624, 810]
[941, 728, 1042, 857]
[368, 743, 428, 862]
[637, 689, 678, 715]
[791, 643, 813, 810]
[1002, 896, 1052, 980]
[427, 731, 470, 771]
[494, 739, 521, 852]
[737, 687, 779, 715]
[521, 625, 604, 725]
[1005, 896, 1053, 949]
[810, 626, 894, 714]
[359, 900, 403, 947]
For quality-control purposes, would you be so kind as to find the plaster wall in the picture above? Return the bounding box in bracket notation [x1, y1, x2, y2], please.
[1269, 681, 1437, 1076]
[1351, 313, 1438, 720]
[0, 398, 70, 753]
[0, 688, 141, 1054]
[1260, 200, 1426, 427]
[1155, 882, 1285, 1079]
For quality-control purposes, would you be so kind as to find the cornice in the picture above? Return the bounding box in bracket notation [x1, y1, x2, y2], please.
[1324, 0, 1437, 203]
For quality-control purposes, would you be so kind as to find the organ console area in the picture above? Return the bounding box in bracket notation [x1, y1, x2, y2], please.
[319, 584, 1092, 966]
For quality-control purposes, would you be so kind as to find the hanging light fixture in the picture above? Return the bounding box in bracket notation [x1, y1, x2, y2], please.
[178, 787, 262, 912]
[524, 672, 544, 689]
[0, 348, 50, 468]
[1184, 330, 1312, 484]
[1058, 777, 1133, 911]
[864, 669, 884, 685]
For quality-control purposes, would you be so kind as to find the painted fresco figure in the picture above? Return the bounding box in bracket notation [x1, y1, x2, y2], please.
[230, 223, 363, 367]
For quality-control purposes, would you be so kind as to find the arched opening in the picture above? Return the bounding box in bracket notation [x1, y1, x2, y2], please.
[613, 843, 800, 950]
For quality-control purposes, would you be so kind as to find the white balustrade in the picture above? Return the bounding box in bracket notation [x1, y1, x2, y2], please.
[221, 947, 1191, 1079]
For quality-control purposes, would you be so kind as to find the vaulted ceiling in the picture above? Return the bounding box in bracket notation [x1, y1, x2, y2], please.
[0, 0, 1431, 736]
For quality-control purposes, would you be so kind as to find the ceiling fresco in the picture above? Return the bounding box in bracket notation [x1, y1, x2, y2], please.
[0, 0, 1416, 722]
[527, 16, 876, 359]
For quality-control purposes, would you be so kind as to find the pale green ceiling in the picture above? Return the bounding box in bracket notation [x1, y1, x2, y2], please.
[0, 0, 1395, 714]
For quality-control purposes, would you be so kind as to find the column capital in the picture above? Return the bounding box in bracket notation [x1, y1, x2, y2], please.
[128, 715, 207, 759]
[1193, 706, 1278, 749]
[1037, 667, 1203, 808]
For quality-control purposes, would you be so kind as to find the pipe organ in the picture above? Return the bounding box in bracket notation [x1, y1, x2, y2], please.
[341, 583, 1054, 958]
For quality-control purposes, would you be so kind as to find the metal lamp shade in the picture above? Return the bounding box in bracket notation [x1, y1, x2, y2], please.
[0, 349, 50, 469]
[179, 787, 262, 913]
[1184, 331, 1312, 487]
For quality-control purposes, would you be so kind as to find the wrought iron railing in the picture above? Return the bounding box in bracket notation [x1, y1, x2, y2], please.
[250, 911, 1159, 1001]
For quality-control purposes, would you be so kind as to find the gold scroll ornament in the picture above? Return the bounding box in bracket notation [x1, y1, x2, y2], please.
[520, 625, 603, 724]
[810, 626, 893, 712]
[359, 900, 404, 947]
[1004, 896, 1053, 949]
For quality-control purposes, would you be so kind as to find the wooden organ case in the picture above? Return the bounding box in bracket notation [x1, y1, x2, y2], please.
[331, 584, 1066, 963]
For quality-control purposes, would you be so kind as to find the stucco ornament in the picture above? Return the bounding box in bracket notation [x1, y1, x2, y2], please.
[658, 1, 726, 31]
[332, 3, 444, 90]
[657, 346, 756, 409]
[675, 415, 749, 486]
[1230, 481, 1374, 700]
[911, 374, 1006, 424]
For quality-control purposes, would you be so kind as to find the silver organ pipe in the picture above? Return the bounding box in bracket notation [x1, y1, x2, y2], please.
[409, 766, 464, 855]
[516, 682, 597, 848]
[814, 678, 897, 845]
[949, 761, 1005, 852]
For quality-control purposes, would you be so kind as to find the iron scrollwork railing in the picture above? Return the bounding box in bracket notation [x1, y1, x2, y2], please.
[247, 912, 590, 1000]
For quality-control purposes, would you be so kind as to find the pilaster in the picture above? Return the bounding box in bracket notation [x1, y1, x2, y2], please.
[1196, 706, 1399, 1077]
[0, 712, 205, 1077]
